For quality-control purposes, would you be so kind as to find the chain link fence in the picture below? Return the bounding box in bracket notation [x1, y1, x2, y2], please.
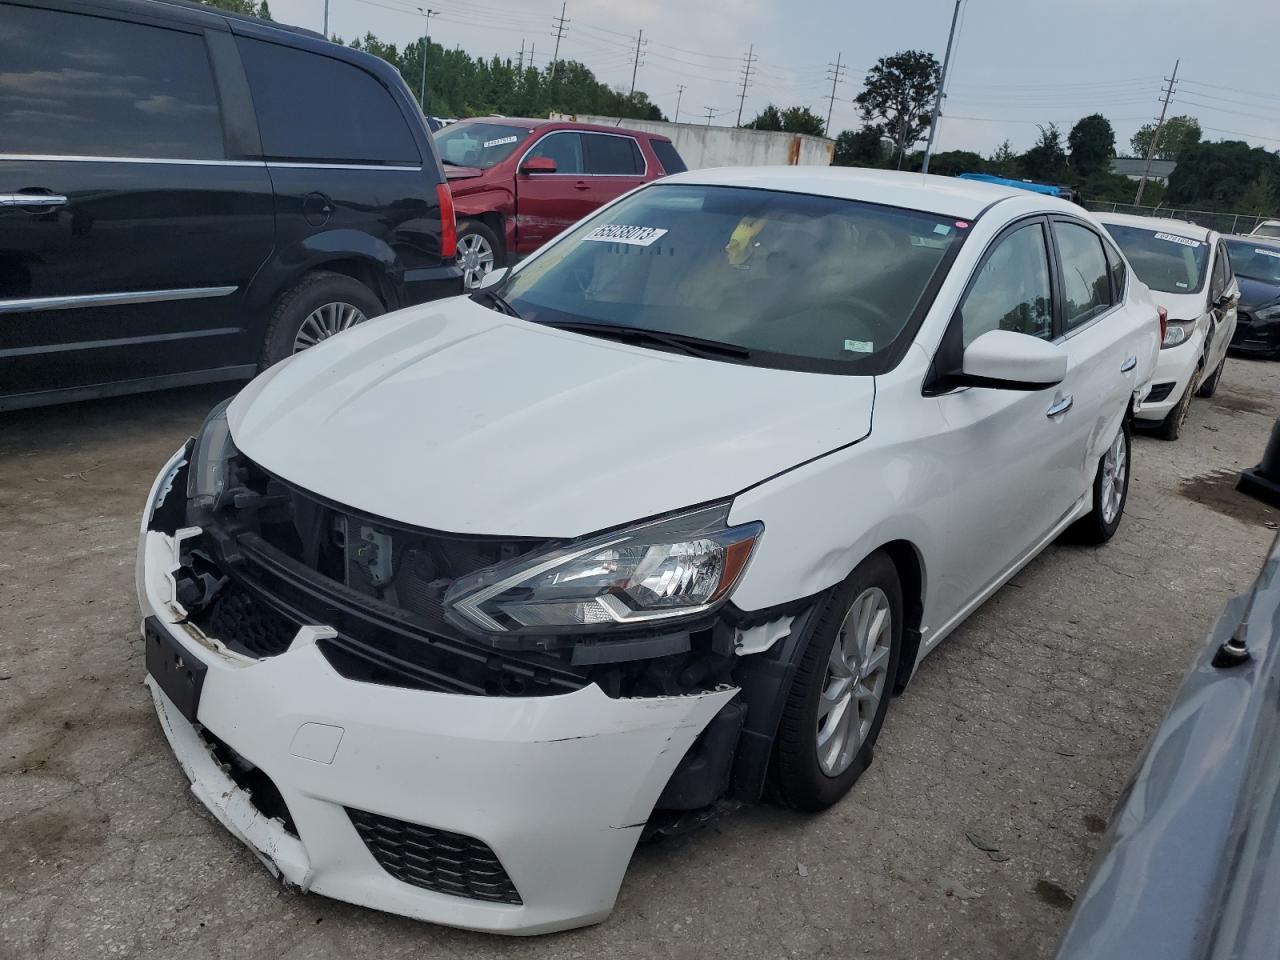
[1081, 200, 1272, 238]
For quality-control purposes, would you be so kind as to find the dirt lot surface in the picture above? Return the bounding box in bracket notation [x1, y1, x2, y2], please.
[3, 357, 1278, 960]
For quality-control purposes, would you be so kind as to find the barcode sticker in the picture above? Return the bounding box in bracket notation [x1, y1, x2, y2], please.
[1154, 232, 1201, 248]
[583, 224, 669, 246]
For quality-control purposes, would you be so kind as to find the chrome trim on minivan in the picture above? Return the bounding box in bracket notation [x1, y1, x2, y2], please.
[0, 286, 238, 314]
[0, 154, 422, 172]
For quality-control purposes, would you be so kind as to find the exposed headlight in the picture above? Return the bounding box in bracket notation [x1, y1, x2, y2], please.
[186, 398, 238, 509]
[1161, 319, 1196, 348]
[1257, 304, 1280, 322]
[445, 504, 763, 634]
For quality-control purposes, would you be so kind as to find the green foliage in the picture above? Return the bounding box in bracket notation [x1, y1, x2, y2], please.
[1130, 116, 1201, 161]
[854, 50, 941, 160]
[832, 128, 887, 167]
[744, 105, 783, 131]
[1240, 175, 1278, 216]
[926, 150, 985, 178]
[198, 0, 269, 15]
[779, 106, 826, 137]
[1167, 140, 1280, 211]
[1068, 114, 1114, 177]
[987, 140, 1019, 178]
[1020, 123, 1068, 182]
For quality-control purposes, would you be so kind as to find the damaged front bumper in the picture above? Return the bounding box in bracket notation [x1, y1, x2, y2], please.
[140, 520, 736, 933]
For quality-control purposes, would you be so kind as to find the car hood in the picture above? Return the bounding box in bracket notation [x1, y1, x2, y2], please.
[227, 298, 875, 538]
[1148, 289, 1206, 322]
[1237, 276, 1280, 311]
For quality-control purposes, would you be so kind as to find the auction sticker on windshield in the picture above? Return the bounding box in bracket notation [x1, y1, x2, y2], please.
[1256, 248, 1280, 259]
[583, 224, 669, 246]
[1154, 232, 1201, 247]
[483, 136, 519, 148]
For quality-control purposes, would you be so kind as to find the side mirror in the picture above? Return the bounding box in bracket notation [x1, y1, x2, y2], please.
[519, 156, 557, 175]
[473, 266, 509, 292]
[960, 330, 1066, 390]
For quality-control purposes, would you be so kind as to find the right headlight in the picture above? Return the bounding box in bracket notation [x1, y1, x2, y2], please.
[1161, 319, 1196, 348]
[1256, 303, 1280, 322]
[445, 504, 763, 635]
[186, 398, 239, 509]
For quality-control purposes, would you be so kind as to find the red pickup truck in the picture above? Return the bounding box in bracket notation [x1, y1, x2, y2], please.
[433, 117, 687, 288]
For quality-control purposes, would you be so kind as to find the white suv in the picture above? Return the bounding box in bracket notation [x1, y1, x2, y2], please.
[139, 168, 1159, 934]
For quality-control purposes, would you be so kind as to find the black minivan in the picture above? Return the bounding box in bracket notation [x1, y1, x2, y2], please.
[0, 0, 461, 411]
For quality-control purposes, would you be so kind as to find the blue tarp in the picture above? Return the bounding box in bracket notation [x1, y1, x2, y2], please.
[956, 173, 1064, 197]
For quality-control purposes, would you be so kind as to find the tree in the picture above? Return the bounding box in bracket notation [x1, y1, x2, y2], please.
[256, 0, 271, 18]
[1167, 140, 1280, 210]
[1130, 115, 1201, 161]
[1240, 175, 1278, 217]
[1068, 114, 1114, 177]
[198, 0, 260, 13]
[854, 51, 940, 164]
[744, 105, 783, 131]
[1020, 124, 1068, 182]
[987, 140, 1019, 177]
[779, 105, 826, 136]
[833, 128, 887, 167]
[927, 150, 985, 178]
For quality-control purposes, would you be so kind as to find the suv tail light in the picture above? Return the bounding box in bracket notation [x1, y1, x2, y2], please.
[436, 182, 457, 259]
[1157, 305, 1168, 342]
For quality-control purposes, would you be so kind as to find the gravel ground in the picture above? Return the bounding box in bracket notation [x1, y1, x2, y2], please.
[2, 357, 1278, 960]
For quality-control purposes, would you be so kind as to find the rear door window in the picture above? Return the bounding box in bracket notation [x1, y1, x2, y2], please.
[1053, 221, 1112, 329]
[236, 38, 419, 164]
[583, 134, 644, 175]
[651, 140, 688, 174]
[0, 4, 223, 159]
[525, 132, 584, 174]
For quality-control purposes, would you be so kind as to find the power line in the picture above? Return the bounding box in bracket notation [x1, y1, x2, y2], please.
[735, 43, 757, 127]
[1136, 59, 1178, 206]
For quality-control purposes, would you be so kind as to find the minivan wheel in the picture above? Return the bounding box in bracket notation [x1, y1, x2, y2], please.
[1070, 418, 1130, 544]
[261, 271, 384, 368]
[457, 220, 502, 290]
[771, 551, 902, 812]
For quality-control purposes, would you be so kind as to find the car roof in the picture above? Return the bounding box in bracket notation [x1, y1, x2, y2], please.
[657, 166, 1077, 219]
[1093, 211, 1214, 241]
[450, 116, 671, 140]
[107, 0, 326, 38]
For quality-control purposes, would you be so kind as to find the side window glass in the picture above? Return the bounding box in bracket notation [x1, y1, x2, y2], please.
[237, 38, 419, 164]
[959, 222, 1054, 347]
[584, 134, 643, 175]
[1212, 244, 1230, 299]
[1104, 240, 1127, 301]
[1053, 221, 1112, 329]
[0, 4, 223, 159]
[527, 133, 583, 174]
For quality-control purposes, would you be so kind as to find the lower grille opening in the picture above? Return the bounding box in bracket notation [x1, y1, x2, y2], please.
[1146, 381, 1176, 403]
[199, 726, 298, 837]
[196, 583, 297, 659]
[346, 808, 522, 905]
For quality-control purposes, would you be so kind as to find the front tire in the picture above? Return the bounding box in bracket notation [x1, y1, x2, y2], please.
[1154, 364, 1202, 441]
[771, 552, 902, 812]
[1071, 418, 1130, 544]
[1197, 353, 1226, 398]
[260, 271, 383, 368]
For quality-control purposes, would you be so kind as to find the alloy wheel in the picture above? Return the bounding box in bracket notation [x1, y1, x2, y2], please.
[1100, 427, 1127, 525]
[459, 232, 496, 289]
[292, 301, 367, 354]
[816, 587, 893, 777]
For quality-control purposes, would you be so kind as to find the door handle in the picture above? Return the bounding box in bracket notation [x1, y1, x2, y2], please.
[0, 193, 68, 207]
[1120, 355, 1137, 373]
[1046, 395, 1074, 418]
[573, 181, 590, 191]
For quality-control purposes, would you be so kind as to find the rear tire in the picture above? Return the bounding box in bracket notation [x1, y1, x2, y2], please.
[1070, 418, 1130, 544]
[457, 220, 503, 290]
[1197, 353, 1226, 398]
[260, 271, 383, 369]
[1154, 365, 1202, 441]
[770, 552, 902, 812]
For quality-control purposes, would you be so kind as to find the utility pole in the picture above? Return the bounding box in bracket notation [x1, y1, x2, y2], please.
[735, 43, 756, 127]
[674, 84, 686, 124]
[1136, 59, 1180, 206]
[922, 0, 962, 175]
[416, 7, 437, 113]
[517, 38, 525, 72]
[322, 0, 329, 37]
[824, 52, 845, 137]
[550, 2, 569, 80]
[704, 106, 715, 126]
[628, 28, 646, 98]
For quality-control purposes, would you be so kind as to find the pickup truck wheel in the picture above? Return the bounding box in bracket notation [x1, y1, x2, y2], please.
[770, 551, 902, 812]
[458, 220, 502, 290]
[260, 271, 384, 368]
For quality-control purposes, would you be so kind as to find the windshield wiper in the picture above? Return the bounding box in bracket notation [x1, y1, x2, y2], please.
[471, 288, 521, 318]
[541, 320, 752, 361]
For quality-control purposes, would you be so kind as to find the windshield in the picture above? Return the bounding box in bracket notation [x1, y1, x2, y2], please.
[1103, 223, 1210, 295]
[1253, 222, 1280, 239]
[433, 121, 531, 168]
[500, 183, 967, 371]
[1226, 238, 1280, 286]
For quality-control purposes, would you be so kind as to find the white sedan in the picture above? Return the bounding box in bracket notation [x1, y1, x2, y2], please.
[1097, 213, 1238, 440]
[137, 168, 1159, 935]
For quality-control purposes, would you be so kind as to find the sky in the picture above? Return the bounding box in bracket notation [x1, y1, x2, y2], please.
[268, 0, 1280, 157]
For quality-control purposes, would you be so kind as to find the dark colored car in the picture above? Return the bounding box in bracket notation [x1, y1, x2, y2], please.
[433, 117, 687, 288]
[0, 0, 461, 412]
[1226, 234, 1280, 358]
[1055, 536, 1280, 960]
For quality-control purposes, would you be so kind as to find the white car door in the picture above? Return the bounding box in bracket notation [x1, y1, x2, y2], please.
[929, 216, 1081, 615]
[1206, 239, 1239, 372]
[1049, 218, 1139, 506]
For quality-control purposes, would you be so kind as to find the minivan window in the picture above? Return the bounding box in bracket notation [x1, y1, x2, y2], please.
[525, 132, 584, 174]
[651, 140, 688, 174]
[434, 122, 531, 168]
[0, 4, 223, 159]
[1053, 221, 1112, 328]
[960, 222, 1053, 346]
[500, 183, 964, 370]
[237, 38, 419, 164]
[583, 134, 644, 175]
[1103, 224, 1209, 295]
[1225, 238, 1280, 285]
